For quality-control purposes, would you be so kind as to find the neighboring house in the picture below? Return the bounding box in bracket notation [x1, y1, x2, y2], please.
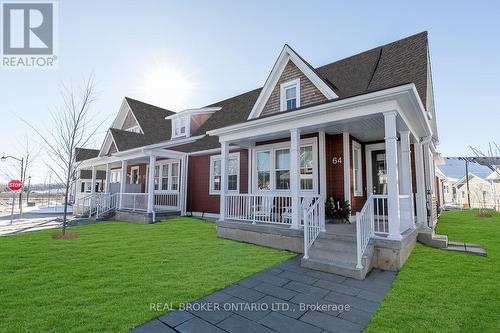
[438, 157, 499, 210]
[74, 32, 443, 279]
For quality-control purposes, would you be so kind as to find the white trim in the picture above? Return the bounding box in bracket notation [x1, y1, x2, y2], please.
[130, 166, 140, 185]
[165, 107, 220, 119]
[343, 133, 351, 203]
[171, 115, 189, 139]
[209, 152, 240, 195]
[280, 78, 301, 111]
[352, 141, 363, 197]
[251, 137, 318, 194]
[247, 45, 338, 120]
[113, 98, 144, 134]
[365, 143, 386, 195]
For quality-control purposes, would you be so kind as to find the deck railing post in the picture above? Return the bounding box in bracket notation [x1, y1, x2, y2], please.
[356, 212, 363, 269]
[303, 209, 309, 259]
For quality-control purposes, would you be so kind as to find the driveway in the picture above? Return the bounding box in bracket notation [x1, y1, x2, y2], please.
[133, 256, 396, 333]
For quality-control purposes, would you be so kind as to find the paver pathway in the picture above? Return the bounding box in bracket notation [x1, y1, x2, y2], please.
[133, 256, 396, 333]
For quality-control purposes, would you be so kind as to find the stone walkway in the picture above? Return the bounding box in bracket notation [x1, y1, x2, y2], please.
[133, 256, 396, 333]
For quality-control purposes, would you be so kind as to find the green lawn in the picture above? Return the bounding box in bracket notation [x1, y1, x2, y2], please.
[0, 218, 294, 332]
[366, 210, 500, 333]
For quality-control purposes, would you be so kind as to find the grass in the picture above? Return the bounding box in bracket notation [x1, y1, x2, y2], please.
[366, 210, 500, 333]
[0, 218, 295, 332]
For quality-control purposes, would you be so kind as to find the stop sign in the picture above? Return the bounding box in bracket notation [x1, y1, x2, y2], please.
[7, 180, 22, 191]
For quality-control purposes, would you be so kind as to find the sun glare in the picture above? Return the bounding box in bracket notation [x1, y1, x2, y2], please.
[141, 63, 193, 111]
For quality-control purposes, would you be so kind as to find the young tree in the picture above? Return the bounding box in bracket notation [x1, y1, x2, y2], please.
[24, 76, 101, 235]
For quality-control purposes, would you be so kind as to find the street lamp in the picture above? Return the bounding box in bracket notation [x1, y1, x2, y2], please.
[1, 155, 25, 214]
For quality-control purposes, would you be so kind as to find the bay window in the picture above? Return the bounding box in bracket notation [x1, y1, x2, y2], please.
[210, 153, 240, 194]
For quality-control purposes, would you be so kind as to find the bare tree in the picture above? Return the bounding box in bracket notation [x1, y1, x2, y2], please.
[23, 76, 102, 235]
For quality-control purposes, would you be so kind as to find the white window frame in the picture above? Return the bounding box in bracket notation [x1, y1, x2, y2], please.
[124, 125, 142, 133]
[172, 116, 190, 138]
[252, 138, 318, 194]
[280, 78, 300, 111]
[209, 152, 240, 195]
[146, 160, 180, 193]
[110, 170, 121, 183]
[352, 141, 363, 197]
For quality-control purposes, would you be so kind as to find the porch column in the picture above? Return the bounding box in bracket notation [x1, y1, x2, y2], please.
[290, 128, 301, 229]
[414, 140, 426, 225]
[119, 160, 127, 209]
[219, 141, 229, 221]
[384, 111, 401, 239]
[319, 130, 327, 231]
[343, 132, 351, 206]
[180, 155, 188, 215]
[91, 166, 97, 195]
[105, 163, 111, 194]
[399, 131, 414, 226]
[147, 154, 156, 213]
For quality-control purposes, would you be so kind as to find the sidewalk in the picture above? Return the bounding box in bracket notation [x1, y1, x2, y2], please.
[134, 256, 396, 333]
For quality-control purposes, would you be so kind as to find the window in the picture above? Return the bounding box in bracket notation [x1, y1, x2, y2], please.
[130, 167, 140, 184]
[110, 170, 121, 183]
[352, 142, 363, 196]
[80, 181, 92, 193]
[257, 151, 271, 190]
[275, 149, 290, 190]
[254, 141, 316, 192]
[280, 79, 300, 111]
[210, 153, 240, 194]
[300, 146, 313, 190]
[146, 161, 180, 192]
[173, 116, 187, 138]
[125, 125, 141, 133]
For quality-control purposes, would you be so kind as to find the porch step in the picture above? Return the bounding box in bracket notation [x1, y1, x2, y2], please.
[417, 232, 448, 249]
[301, 233, 375, 280]
[301, 256, 369, 280]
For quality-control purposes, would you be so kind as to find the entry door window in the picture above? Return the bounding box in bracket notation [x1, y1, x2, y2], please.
[130, 167, 140, 184]
[371, 150, 387, 194]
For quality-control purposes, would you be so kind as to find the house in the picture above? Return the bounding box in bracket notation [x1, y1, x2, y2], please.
[438, 157, 499, 210]
[74, 32, 445, 279]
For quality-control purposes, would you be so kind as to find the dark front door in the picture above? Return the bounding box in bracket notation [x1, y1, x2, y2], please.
[371, 150, 387, 195]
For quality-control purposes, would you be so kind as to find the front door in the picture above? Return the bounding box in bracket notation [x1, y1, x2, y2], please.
[371, 150, 387, 194]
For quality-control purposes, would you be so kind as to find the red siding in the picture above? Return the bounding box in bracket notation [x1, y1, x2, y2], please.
[187, 149, 248, 214]
[325, 134, 344, 200]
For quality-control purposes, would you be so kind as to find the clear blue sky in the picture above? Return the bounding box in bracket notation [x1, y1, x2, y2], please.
[1, 0, 499, 182]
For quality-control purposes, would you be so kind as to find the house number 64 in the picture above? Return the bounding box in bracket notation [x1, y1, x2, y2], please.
[332, 157, 342, 165]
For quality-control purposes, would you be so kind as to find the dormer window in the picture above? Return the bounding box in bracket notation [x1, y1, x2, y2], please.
[173, 116, 187, 138]
[280, 78, 300, 111]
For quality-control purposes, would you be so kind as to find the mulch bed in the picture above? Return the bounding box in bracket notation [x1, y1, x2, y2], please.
[52, 231, 79, 240]
[477, 213, 493, 218]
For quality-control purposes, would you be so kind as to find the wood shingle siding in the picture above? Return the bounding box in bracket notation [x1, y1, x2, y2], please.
[261, 60, 327, 116]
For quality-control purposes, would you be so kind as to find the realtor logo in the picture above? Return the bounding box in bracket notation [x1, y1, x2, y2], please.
[1, 1, 58, 68]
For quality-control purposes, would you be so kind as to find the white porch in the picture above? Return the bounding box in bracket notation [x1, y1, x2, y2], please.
[74, 147, 188, 221]
[209, 86, 437, 273]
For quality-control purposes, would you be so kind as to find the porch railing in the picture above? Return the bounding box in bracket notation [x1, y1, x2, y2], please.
[154, 193, 179, 210]
[355, 194, 375, 269]
[120, 193, 148, 211]
[303, 197, 322, 259]
[75, 194, 95, 217]
[225, 194, 292, 225]
[372, 194, 389, 234]
[399, 194, 414, 233]
[95, 193, 120, 218]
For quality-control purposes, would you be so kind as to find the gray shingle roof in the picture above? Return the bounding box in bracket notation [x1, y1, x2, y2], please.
[109, 98, 176, 151]
[75, 148, 100, 162]
[187, 32, 430, 152]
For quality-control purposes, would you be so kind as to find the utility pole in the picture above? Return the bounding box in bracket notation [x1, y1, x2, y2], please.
[465, 159, 471, 208]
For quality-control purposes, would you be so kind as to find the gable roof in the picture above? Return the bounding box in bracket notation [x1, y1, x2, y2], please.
[247, 44, 338, 119]
[440, 157, 493, 180]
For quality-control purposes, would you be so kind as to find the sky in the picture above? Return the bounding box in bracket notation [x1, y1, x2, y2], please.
[0, 0, 499, 183]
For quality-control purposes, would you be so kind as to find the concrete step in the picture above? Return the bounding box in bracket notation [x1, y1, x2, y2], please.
[313, 237, 357, 252]
[318, 231, 356, 242]
[308, 247, 357, 264]
[301, 256, 368, 280]
[418, 232, 448, 248]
